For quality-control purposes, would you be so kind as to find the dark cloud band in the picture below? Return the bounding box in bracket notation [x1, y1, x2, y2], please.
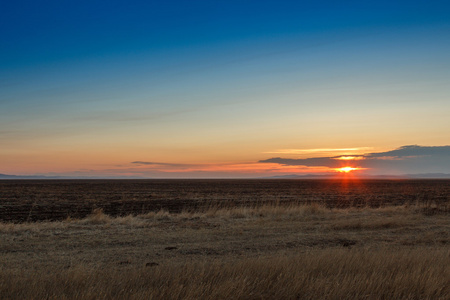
[260, 145, 450, 174]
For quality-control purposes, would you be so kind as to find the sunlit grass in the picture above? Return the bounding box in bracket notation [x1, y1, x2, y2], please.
[1, 203, 448, 299]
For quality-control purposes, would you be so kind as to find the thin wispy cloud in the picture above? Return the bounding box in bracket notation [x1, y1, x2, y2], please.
[260, 157, 343, 168]
[263, 147, 372, 155]
[131, 161, 198, 168]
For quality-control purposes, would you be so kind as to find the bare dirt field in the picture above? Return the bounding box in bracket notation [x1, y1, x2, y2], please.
[0, 180, 449, 299]
[1, 179, 449, 222]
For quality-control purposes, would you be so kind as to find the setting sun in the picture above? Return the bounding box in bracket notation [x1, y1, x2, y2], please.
[336, 166, 359, 173]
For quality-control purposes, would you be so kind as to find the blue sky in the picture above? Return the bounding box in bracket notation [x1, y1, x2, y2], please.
[1, 1, 450, 177]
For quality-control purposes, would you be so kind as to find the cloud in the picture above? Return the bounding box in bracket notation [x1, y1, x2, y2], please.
[260, 157, 343, 168]
[260, 145, 450, 175]
[366, 145, 450, 158]
[131, 161, 198, 168]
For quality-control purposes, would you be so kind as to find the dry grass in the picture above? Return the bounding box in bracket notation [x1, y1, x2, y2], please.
[1, 204, 449, 299]
[1, 249, 448, 300]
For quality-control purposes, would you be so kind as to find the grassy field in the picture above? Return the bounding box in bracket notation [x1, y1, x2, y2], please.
[1, 202, 449, 299]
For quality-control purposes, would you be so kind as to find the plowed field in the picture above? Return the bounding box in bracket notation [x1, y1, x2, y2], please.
[1, 179, 449, 222]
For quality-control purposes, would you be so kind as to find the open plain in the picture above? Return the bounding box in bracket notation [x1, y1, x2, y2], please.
[0, 179, 449, 299]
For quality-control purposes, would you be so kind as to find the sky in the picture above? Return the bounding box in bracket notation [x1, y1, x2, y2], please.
[1, 0, 450, 178]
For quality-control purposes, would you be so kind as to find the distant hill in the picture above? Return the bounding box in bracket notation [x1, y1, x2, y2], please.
[0, 173, 145, 179]
[405, 173, 450, 179]
[264, 173, 450, 179]
[263, 174, 406, 179]
[0, 173, 56, 179]
[0, 174, 19, 179]
[1, 173, 450, 180]
[266, 174, 335, 179]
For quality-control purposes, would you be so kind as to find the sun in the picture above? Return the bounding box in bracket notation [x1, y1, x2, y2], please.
[336, 166, 358, 173]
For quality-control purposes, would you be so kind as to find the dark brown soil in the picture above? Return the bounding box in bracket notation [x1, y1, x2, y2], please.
[1, 179, 449, 222]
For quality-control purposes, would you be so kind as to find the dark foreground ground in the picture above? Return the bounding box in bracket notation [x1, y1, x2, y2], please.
[0, 179, 449, 222]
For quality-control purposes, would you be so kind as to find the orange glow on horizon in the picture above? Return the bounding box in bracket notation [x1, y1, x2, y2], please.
[335, 166, 360, 173]
[132, 162, 335, 174]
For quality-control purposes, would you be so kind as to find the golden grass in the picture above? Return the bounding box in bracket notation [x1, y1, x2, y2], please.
[0, 248, 448, 299]
[0, 202, 440, 231]
[1, 204, 449, 299]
